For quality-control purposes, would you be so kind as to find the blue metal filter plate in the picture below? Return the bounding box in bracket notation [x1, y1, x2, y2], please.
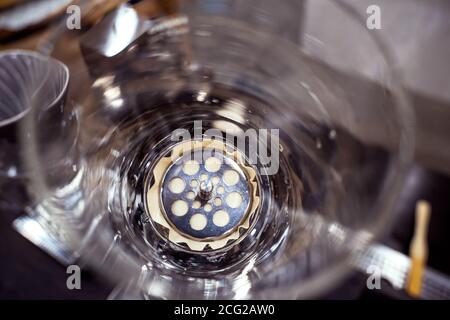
[161, 149, 251, 240]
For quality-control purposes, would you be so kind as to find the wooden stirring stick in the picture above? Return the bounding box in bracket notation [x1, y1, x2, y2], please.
[407, 200, 431, 298]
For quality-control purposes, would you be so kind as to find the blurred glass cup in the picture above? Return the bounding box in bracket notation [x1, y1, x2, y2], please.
[0, 50, 78, 215]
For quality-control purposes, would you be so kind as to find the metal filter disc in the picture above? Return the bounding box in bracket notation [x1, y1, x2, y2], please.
[145, 139, 260, 251]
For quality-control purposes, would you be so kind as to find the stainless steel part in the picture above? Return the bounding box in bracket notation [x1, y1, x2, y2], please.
[79, 4, 153, 77]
